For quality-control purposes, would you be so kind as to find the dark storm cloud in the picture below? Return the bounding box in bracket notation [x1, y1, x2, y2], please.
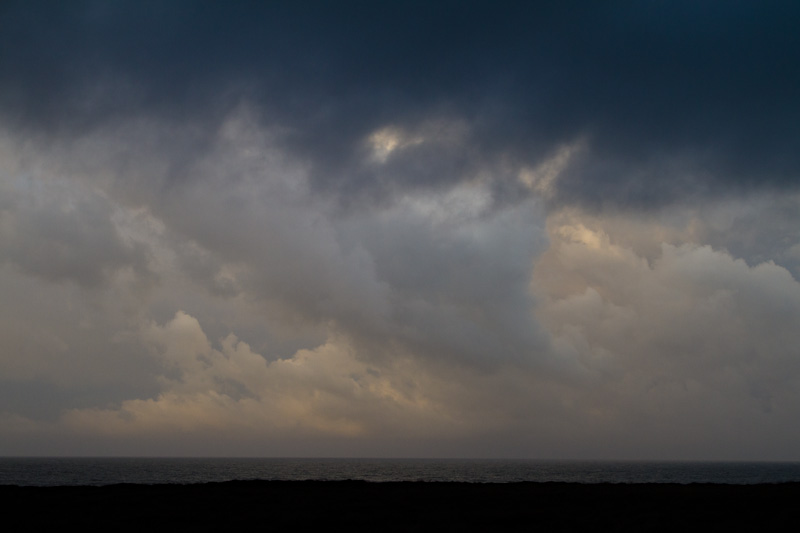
[2, 0, 799, 207]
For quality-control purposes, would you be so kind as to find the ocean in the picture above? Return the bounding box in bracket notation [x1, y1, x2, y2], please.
[2, 457, 800, 486]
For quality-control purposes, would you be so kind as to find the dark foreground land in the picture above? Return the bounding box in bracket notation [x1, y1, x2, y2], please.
[3, 480, 798, 531]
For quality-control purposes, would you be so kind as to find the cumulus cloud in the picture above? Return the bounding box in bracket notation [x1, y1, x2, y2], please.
[65, 312, 378, 437]
[5, 310, 532, 456]
[532, 213, 800, 458]
[7, 218, 800, 460]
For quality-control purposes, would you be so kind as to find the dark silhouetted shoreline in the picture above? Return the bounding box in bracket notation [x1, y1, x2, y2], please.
[3, 480, 798, 531]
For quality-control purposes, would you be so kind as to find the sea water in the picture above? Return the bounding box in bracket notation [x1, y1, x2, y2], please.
[2, 457, 800, 486]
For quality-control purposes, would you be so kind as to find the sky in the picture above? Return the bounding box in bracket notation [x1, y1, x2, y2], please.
[1, 0, 800, 459]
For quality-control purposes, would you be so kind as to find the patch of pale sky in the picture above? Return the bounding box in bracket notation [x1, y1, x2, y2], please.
[518, 139, 585, 198]
[366, 120, 468, 164]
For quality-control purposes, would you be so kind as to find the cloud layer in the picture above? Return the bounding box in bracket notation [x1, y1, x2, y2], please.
[1, 2, 799, 459]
